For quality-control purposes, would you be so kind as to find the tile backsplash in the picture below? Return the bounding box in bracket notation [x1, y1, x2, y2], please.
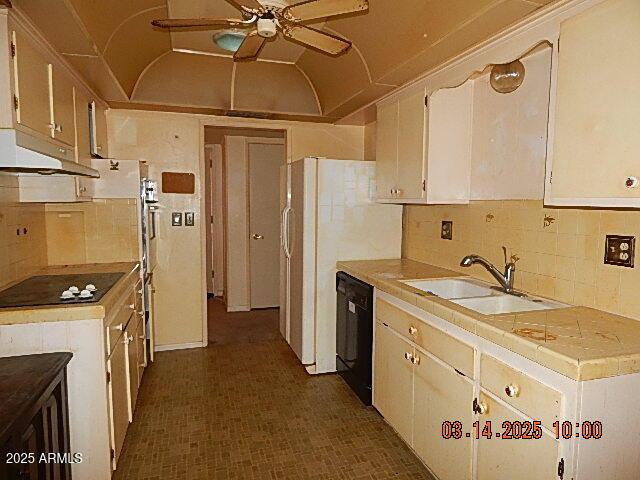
[0, 175, 48, 289]
[45, 199, 139, 265]
[404, 200, 640, 321]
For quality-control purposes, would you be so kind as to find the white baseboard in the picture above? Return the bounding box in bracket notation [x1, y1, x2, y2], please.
[154, 341, 205, 352]
[227, 305, 250, 312]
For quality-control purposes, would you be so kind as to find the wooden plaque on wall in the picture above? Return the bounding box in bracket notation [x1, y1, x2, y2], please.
[162, 172, 195, 194]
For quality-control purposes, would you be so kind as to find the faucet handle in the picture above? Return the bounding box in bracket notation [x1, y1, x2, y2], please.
[502, 246, 508, 265]
[502, 246, 520, 265]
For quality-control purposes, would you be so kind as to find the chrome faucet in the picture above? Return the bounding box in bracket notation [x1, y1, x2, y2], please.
[460, 247, 519, 295]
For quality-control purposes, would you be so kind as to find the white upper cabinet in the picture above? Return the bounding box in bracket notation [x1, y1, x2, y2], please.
[545, 0, 640, 207]
[375, 82, 473, 204]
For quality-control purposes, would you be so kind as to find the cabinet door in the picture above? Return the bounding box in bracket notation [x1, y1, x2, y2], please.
[548, 0, 640, 205]
[74, 89, 91, 165]
[92, 101, 109, 157]
[413, 353, 473, 480]
[396, 89, 426, 200]
[375, 101, 398, 200]
[136, 312, 146, 385]
[476, 392, 559, 480]
[373, 321, 414, 444]
[49, 66, 76, 146]
[107, 334, 129, 467]
[12, 30, 51, 138]
[126, 323, 139, 419]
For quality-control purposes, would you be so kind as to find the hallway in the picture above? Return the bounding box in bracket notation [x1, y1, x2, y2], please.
[113, 306, 434, 480]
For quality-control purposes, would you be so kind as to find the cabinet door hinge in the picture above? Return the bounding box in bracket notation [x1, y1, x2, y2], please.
[549, 171, 553, 184]
[10, 42, 15, 58]
[422, 179, 426, 191]
[557, 458, 564, 479]
[424, 95, 429, 107]
[110, 448, 115, 461]
[13, 95, 18, 111]
[211, 269, 215, 278]
[106, 371, 111, 383]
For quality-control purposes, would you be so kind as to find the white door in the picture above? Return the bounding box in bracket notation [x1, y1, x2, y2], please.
[248, 142, 284, 309]
[288, 158, 316, 365]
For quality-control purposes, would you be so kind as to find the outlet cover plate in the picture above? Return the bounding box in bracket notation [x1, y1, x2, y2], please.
[171, 212, 183, 227]
[604, 235, 635, 267]
[441, 221, 453, 240]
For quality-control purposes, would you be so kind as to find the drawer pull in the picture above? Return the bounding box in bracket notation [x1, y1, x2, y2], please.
[408, 326, 418, 335]
[411, 355, 421, 365]
[473, 398, 488, 415]
[113, 323, 124, 331]
[404, 352, 413, 362]
[505, 384, 520, 398]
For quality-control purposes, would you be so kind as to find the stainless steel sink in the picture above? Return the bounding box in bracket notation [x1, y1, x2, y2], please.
[402, 278, 496, 299]
[451, 295, 567, 315]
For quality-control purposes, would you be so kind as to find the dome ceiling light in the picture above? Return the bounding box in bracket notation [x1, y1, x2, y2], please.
[490, 59, 526, 94]
[151, 0, 369, 62]
[213, 31, 247, 52]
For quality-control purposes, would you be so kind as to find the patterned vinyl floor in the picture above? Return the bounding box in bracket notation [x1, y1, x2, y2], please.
[113, 306, 434, 480]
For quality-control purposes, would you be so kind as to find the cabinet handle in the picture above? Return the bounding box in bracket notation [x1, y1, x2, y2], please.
[625, 176, 639, 189]
[58, 147, 66, 154]
[411, 355, 420, 365]
[96, 145, 103, 151]
[79, 186, 87, 193]
[408, 326, 418, 335]
[138, 309, 144, 316]
[113, 323, 124, 331]
[129, 304, 135, 310]
[396, 189, 403, 196]
[472, 398, 488, 415]
[505, 384, 520, 398]
[404, 351, 413, 362]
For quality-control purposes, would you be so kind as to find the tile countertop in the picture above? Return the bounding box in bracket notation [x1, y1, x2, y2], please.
[0, 262, 140, 326]
[338, 259, 640, 382]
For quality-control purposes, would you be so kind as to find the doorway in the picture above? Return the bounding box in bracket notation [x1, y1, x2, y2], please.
[203, 126, 286, 344]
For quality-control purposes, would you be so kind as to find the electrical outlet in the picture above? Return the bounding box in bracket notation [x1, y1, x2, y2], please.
[185, 212, 195, 227]
[604, 235, 635, 267]
[441, 221, 453, 240]
[171, 212, 183, 227]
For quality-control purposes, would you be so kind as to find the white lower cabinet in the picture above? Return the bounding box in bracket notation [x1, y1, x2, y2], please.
[413, 352, 473, 480]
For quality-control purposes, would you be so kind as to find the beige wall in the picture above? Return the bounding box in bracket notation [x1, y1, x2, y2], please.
[404, 200, 640, 321]
[44, 199, 139, 265]
[0, 174, 47, 289]
[107, 108, 365, 348]
[364, 122, 376, 161]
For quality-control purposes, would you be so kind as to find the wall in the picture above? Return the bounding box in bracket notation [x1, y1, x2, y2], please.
[404, 200, 640, 321]
[0, 174, 47, 289]
[44, 199, 139, 265]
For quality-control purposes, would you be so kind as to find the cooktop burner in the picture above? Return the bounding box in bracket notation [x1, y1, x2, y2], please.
[0, 272, 125, 308]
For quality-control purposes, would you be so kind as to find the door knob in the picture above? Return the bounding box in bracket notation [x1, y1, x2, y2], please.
[252, 234, 264, 240]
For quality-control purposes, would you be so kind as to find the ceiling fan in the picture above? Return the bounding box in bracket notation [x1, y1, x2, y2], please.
[151, 0, 369, 61]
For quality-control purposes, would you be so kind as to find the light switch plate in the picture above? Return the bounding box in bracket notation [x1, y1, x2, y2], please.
[441, 221, 453, 240]
[604, 235, 635, 267]
[185, 212, 195, 227]
[171, 212, 183, 227]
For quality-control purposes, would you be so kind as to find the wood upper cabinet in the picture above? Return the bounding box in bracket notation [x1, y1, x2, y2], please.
[91, 101, 109, 158]
[546, 0, 640, 207]
[74, 88, 91, 165]
[476, 392, 559, 480]
[413, 354, 473, 480]
[11, 30, 51, 138]
[373, 321, 414, 444]
[49, 65, 75, 147]
[375, 82, 472, 204]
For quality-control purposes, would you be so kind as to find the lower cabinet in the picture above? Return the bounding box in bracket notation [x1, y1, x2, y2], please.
[107, 327, 130, 466]
[476, 393, 559, 480]
[374, 321, 414, 444]
[413, 352, 474, 480]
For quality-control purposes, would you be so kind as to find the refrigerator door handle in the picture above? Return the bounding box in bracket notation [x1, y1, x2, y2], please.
[282, 206, 292, 259]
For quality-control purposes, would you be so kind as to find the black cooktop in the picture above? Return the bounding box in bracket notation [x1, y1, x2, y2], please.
[0, 272, 125, 308]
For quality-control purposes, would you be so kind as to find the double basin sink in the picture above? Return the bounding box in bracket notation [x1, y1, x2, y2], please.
[402, 278, 566, 315]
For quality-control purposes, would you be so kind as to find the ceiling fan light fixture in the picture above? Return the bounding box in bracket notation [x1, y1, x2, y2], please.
[213, 31, 247, 52]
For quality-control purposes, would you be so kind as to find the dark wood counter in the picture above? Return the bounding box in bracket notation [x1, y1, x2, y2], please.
[0, 352, 73, 480]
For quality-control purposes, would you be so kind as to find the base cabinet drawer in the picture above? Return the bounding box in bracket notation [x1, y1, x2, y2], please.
[481, 354, 561, 430]
[476, 393, 560, 480]
[376, 299, 474, 378]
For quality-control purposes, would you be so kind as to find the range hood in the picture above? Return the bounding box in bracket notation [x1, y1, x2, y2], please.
[0, 129, 100, 178]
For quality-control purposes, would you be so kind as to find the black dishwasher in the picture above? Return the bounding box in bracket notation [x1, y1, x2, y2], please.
[336, 271, 374, 405]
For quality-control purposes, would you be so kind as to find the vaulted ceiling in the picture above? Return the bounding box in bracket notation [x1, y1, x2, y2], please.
[13, 0, 559, 123]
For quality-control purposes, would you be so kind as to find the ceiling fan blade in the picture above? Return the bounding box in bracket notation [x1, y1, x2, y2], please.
[283, 25, 351, 55]
[151, 18, 251, 29]
[234, 32, 267, 61]
[225, 0, 264, 12]
[283, 0, 368, 22]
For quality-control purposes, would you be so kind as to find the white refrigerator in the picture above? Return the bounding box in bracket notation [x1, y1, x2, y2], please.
[280, 157, 403, 374]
